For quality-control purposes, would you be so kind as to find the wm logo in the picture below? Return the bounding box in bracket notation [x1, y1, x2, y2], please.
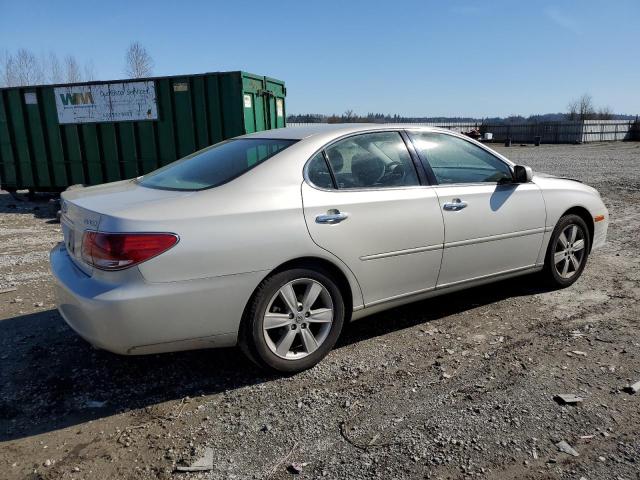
[59, 92, 94, 106]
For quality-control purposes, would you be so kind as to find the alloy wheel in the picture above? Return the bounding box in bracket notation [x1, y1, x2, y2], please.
[553, 224, 586, 279]
[262, 278, 334, 360]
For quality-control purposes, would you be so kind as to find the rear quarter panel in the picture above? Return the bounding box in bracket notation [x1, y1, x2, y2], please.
[96, 144, 365, 310]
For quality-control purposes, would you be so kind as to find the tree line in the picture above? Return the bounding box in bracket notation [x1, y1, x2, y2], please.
[0, 42, 154, 87]
[289, 94, 630, 125]
[288, 112, 484, 124]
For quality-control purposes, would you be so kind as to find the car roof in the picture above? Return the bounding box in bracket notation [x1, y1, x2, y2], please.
[241, 123, 447, 141]
[240, 123, 515, 168]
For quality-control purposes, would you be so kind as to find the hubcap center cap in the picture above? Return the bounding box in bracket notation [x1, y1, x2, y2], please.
[295, 313, 305, 323]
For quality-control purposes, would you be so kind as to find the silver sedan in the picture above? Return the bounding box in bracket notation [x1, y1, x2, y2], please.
[50, 124, 609, 372]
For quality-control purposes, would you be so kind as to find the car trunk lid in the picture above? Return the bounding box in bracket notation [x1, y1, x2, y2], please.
[60, 180, 193, 274]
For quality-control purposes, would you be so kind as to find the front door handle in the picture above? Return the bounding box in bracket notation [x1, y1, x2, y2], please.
[316, 209, 349, 224]
[443, 198, 468, 211]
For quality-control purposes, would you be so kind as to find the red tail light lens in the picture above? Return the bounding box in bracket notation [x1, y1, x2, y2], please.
[81, 232, 178, 270]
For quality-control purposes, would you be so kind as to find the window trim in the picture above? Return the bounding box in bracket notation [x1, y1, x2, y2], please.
[306, 151, 337, 190]
[405, 129, 515, 187]
[303, 129, 428, 192]
[399, 130, 431, 185]
[321, 150, 338, 189]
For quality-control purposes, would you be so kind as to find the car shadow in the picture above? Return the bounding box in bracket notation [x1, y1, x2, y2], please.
[338, 273, 553, 346]
[0, 309, 266, 442]
[489, 184, 517, 212]
[0, 274, 553, 442]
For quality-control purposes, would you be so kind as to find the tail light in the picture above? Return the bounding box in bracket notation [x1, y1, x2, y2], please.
[81, 232, 178, 270]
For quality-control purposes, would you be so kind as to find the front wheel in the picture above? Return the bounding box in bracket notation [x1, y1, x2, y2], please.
[240, 268, 345, 373]
[543, 214, 591, 288]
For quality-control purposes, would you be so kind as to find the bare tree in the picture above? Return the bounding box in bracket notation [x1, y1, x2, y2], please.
[343, 109, 355, 123]
[16, 49, 44, 85]
[47, 52, 63, 84]
[83, 60, 96, 82]
[567, 93, 596, 121]
[64, 55, 82, 83]
[1, 49, 96, 86]
[597, 106, 614, 120]
[578, 93, 595, 120]
[567, 99, 579, 121]
[0, 50, 11, 87]
[2, 48, 45, 86]
[125, 41, 154, 78]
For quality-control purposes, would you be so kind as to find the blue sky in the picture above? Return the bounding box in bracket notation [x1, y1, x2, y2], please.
[1, 0, 638, 117]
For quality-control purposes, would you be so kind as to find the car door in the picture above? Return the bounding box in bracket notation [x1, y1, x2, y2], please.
[408, 131, 546, 288]
[301, 131, 444, 306]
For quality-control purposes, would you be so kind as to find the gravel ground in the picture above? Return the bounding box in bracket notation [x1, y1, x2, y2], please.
[1, 142, 639, 480]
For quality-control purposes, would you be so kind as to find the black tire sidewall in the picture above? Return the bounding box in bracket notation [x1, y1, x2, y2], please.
[545, 214, 591, 287]
[242, 268, 345, 373]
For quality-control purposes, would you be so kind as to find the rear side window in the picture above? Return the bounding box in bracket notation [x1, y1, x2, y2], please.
[138, 138, 297, 191]
[323, 132, 419, 189]
[307, 153, 334, 189]
[409, 132, 512, 184]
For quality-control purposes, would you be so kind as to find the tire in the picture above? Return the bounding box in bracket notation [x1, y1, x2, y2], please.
[239, 268, 345, 373]
[543, 214, 591, 288]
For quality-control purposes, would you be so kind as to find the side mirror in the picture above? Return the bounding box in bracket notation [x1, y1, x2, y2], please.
[514, 165, 533, 183]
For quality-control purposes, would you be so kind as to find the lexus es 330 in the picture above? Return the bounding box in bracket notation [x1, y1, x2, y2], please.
[50, 124, 608, 372]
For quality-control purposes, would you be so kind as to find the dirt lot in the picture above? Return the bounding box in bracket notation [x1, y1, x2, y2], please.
[1, 142, 639, 480]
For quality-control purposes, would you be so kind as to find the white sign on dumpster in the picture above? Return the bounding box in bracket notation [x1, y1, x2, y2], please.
[54, 81, 158, 124]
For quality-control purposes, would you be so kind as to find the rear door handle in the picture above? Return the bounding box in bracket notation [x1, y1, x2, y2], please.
[316, 209, 349, 224]
[443, 198, 468, 211]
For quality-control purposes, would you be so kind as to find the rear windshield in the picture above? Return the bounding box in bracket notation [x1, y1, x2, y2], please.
[138, 138, 297, 191]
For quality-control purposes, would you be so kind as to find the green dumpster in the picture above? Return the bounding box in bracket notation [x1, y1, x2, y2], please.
[0, 71, 286, 192]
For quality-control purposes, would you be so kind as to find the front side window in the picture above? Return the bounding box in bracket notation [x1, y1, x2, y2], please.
[138, 138, 296, 191]
[323, 132, 419, 189]
[409, 132, 512, 184]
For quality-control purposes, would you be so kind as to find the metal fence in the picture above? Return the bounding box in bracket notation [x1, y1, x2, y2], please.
[484, 120, 634, 143]
[581, 120, 635, 142]
[286, 120, 637, 143]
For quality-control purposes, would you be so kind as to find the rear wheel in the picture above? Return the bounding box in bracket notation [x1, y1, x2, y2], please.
[240, 268, 345, 373]
[543, 214, 590, 287]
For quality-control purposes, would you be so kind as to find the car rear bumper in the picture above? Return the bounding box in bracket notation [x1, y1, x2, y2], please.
[50, 243, 265, 355]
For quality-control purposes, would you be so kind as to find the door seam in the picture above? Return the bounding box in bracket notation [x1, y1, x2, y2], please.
[299, 180, 366, 309]
[432, 188, 447, 286]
